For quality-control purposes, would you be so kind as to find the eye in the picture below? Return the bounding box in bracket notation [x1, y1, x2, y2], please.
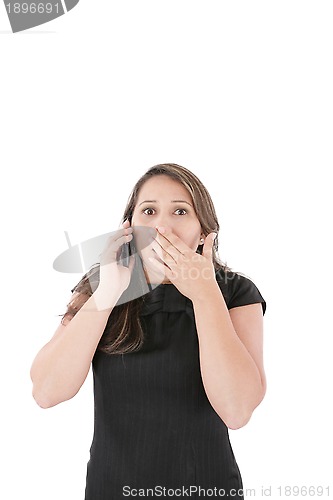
[142, 207, 156, 216]
[174, 208, 187, 215]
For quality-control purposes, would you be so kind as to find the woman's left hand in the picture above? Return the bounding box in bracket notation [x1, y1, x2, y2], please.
[148, 226, 218, 301]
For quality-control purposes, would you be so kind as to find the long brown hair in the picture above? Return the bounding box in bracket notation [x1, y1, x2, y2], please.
[60, 163, 232, 354]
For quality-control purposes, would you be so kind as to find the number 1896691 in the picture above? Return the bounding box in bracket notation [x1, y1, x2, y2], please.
[5, 3, 60, 14]
[277, 485, 330, 496]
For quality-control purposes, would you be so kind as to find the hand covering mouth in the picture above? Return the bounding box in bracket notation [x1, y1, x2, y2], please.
[152, 248, 165, 265]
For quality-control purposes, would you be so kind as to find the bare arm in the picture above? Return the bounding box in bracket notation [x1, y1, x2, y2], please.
[30, 221, 134, 409]
[147, 225, 266, 430]
[30, 288, 119, 409]
[193, 283, 266, 430]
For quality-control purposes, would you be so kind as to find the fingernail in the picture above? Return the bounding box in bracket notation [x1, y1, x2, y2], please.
[157, 226, 166, 234]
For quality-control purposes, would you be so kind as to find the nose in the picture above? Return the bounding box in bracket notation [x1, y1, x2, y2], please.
[142, 214, 170, 230]
[154, 218, 169, 229]
[153, 219, 174, 236]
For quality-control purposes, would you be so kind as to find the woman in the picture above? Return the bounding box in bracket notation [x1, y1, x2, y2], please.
[30, 163, 267, 499]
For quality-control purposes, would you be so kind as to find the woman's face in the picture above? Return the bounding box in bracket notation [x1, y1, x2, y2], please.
[131, 175, 204, 283]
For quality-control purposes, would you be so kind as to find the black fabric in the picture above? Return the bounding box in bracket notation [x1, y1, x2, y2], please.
[84, 268, 266, 499]
[217, 269, 266, 315]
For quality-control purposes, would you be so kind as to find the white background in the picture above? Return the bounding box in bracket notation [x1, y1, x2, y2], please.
[1, 1, 332, 499]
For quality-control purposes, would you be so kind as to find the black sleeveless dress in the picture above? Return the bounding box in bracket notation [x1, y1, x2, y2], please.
[83, 269, 266, 499]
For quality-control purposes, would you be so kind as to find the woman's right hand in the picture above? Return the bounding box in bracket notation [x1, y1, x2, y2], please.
[94, 220, 135, 309]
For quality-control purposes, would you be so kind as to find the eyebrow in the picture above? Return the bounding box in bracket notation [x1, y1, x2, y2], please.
[138, 200, 193, 207]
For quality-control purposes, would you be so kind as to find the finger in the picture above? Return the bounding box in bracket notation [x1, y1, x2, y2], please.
[151, 238, 178, 265]
[101, 232, 133, 265]
[202, 232, 217, 259]
[121, 219, 131, 228]
[121, 220, 133, 239]
[108, 228, 133, 249]
[155, 226, 190, 256]
[148, 255, 173, 279]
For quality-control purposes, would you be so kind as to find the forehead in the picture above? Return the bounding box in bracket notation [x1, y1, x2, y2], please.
[137, 175, 192, 201]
